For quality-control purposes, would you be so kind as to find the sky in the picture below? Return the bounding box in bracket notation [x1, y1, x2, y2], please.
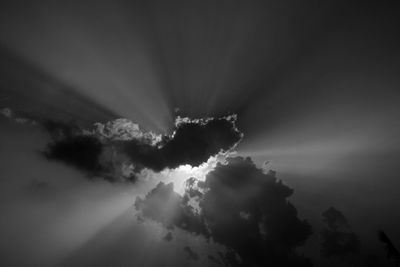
[1, 1, 400, 266]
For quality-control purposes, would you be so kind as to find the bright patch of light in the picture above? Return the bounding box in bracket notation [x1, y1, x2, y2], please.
[152, 150, 237, 196]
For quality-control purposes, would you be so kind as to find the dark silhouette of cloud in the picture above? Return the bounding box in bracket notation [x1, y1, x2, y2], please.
[378, 230, 400, 266]
[135, 156, 313, 267]
[122, 115, 242, 171]
[43, 121, 82, 140]
[320, 207, 360, 259]
[43, 121, 104, 176]
[163, 232, 173, 242]
[42, 115, 242, 181]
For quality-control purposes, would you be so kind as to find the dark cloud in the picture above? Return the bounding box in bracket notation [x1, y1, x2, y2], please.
[135, 156, 313, 267]
[43, 121, 82, 140]
[43, 121, 104, 176]
[378, 230, 400, 265]
[122, 115, 242, 171]
[320, 207, 360, 259]
[42, 115, 242, 181]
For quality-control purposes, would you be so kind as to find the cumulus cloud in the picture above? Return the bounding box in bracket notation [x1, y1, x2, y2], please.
[88, 118, 163, 145]
[44, 135, 104, 176]
[42, 115, 242, 182]
[122, 114, 242, 172]
[134, 182, 209, 236]
[41, 114, 314, 265]
[135, 156, 313, 267]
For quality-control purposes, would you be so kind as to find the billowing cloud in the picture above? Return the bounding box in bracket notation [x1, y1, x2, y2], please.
[88, 118, 163, 145]
[42, 115, 242, 182]
[135, 156, 313, 266]
[134, 181, 209, 236]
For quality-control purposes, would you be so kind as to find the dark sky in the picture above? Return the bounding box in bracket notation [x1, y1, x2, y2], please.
[1, 1, 400, 266]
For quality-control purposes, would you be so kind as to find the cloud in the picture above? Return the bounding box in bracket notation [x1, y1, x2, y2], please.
[42, 115, 242, 182]
[0, 107, 37, 125]
[320, 207, 360, 259]
[378, 230, 400, 265]
[88, 118, 162, 145]
[122, 115, 242, 172]
[0, 107, 12, 118]
[134, 182, 209, 236]
[43, 121, 104, 176]
[135, 156, 313, 266]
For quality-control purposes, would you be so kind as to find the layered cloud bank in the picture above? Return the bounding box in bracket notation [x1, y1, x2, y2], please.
[43, 115, 243, 182]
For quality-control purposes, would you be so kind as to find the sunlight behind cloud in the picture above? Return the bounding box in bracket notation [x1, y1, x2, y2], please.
[159, 152, 235, 195]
